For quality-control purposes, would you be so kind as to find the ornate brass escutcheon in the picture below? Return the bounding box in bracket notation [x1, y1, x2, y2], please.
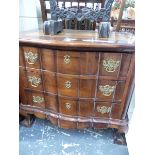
[64, 55, 71, 64]
[97, 106, 112, 114]
[24, 51, 38, 64]
[99, 85, 115, 96]
[33, 96, 44, 103]
[103, 59, 120, 72]
[28, 76, 41, 87]
[65, 81, 72, 88]
[65, 103, 71, 109]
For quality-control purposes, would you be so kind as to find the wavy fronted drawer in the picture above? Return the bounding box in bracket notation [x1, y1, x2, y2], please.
[57, 51, 99, 75]
[58, 97, 94, 117]
[20, 68, 126, 102]
[95, 102, 122, 119]
[96, 79, 126, 102]
[19, 47, 56, 71]
[58, 97, 122, 120]
[23, 90, 58, 112]
[22, 47, 40, 69]
[20, 46, 132, 78]
[57, 74, 97, 98]
[20, 68, 57, 94]
[99, 53, 132, 78]
[57, 51, 131, 77]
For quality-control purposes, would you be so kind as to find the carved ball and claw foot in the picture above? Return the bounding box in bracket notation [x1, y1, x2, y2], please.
[19, 114, 35, 127]
[113, 129, 127, 145]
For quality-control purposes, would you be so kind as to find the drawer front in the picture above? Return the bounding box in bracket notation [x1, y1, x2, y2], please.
[57, 74, 78, 97]
[95, 102, 111, 118]
[25, 68, 43, 91]
[96, 79, 125, 102]
[57, 51, 99, 75]
[25, 91, 58, 112]
[59, 97, 78, 116]
[25, 91, 45, 109]
[79, 78, 96, 98]
[95, 102, 122, 119]
[23, 47, 40, 69]
[57, 51, 80, 74]
[79, 99, 94, 117]
[119, 53, 132, 77]
[42, 71, 57, 94]
[44, 94, 58, 112]
[111, 103, 122, 119]
[80, 52, 99, 75]
[99, 53, 131, 77]
[24, 69, 57, 94]
[21, 47, 131, 78]
[41, 49, 56, 72]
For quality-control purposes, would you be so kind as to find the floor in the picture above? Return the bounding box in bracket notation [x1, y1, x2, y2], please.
[19, 118, 129, 155]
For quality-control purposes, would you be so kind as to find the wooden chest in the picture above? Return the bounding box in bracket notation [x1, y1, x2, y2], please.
[19, 30, 135, 144]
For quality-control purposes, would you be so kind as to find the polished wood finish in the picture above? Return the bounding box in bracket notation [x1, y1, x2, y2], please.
[19, 29, 134, 144]
[57, 51, 80, 74]
[19, 30, 134, 51]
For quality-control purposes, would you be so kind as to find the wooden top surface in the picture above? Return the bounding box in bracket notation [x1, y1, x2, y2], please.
[19, 29, 135, 52]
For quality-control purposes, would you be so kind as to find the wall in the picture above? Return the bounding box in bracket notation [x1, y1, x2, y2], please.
[19, 0, 42, 32]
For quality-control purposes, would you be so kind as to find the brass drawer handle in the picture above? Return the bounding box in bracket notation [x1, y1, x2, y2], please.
[103, 59, 120, 72]
[99, 85, 115, 96]
[65, 103, 71, 109]
[33, 96, 44, 103]
[97, 106, 111, 114]
[24, 51, 38, 64]
[65, 81, 72, 88]
[64, 55, 70, 64]
[28, 76, 41, 87]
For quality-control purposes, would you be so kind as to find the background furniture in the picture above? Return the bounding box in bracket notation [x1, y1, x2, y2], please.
[39, 0, 135, 33]
[39, 0, 113, 30]
[111, 18, 135, 33]
[19, 29, 135, 145]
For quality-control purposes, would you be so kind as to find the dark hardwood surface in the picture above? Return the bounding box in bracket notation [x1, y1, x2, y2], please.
[19, 29, 135, 52]
[19, 29, 134, 145]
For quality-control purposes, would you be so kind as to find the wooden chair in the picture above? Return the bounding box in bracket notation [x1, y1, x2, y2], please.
[112, 0, 135, 34]
[111, 18, 135, 34]
[39, 0, 110, 30]
[40, 0, 135, 33]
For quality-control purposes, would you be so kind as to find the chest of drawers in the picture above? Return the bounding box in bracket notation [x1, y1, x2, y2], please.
[19, 30, 135, 144]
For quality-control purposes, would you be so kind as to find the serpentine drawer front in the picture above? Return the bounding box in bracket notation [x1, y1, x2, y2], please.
[19, 30, 135, 137]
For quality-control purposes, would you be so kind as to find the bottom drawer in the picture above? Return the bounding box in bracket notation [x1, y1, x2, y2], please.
[95, 102, 122, 119]
[24, 91, 123, 120]
[58, 97, 94, 117]
[25, 90, 58, 112]
[25, 91, 45, 109]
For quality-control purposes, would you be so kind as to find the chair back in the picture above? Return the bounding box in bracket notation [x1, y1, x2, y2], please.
[39, 0, 114, 30]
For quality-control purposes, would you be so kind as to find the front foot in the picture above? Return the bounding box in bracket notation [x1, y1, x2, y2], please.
[20, 114, 35, 127]
[113, 130, 127, 145]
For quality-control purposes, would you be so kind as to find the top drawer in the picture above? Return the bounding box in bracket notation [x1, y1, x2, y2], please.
[22, 47, 41, 69]
[20, 46, 132, 77]
[57, 51, 99, 75]
[99, 53, 132, 77]
[57, 51, 131, 77]
[20, 47, 56, 71]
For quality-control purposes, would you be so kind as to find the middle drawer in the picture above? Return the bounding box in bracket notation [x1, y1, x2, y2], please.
[23, 69, 125, 102]
[23, 68, 57, 94]
[57, 74, 96, 98]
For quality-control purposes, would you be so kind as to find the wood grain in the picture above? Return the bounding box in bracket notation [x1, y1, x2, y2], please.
[19, 30, 134, 132]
